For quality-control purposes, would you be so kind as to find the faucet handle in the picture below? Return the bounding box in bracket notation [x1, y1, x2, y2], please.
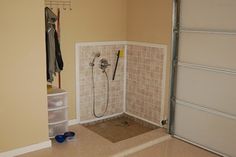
[100, 58, 110, 71]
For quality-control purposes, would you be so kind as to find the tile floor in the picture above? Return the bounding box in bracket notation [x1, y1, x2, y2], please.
[128, 138, 220, 157]
[84, 114, 159, 143]
[18, 125, 220, 157]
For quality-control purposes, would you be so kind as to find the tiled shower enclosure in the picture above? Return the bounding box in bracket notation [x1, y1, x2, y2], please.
[76, 42, 166, 125]
[126, 45, 165, 124]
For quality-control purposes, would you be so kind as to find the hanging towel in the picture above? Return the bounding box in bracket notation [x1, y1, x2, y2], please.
[45, 7, 64, 82]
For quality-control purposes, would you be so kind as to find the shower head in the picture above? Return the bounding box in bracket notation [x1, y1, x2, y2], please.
[89, 52, 101, 67]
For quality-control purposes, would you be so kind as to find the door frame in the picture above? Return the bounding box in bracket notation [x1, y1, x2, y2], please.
[168, 0, 180, 134]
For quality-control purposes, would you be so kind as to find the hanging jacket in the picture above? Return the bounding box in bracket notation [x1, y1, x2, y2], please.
[54, 31, 64, 71]
[45, 7, 64, 82]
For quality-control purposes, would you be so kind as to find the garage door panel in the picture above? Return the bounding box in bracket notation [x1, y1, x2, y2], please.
[175, 104, 236, 157]
[180, 0, 236, 31]
[173, 0, 236, 156]
[179, 32, 236, 70]
[176, 67, 236, 116]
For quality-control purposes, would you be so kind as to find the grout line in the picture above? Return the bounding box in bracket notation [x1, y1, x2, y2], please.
[123, 44, 128, 113]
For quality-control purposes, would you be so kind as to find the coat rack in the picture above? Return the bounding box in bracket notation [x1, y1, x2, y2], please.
[45, 0, 72, 10]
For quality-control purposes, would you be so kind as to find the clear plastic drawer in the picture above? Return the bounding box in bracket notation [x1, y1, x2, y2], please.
[48, 93, 66, 109]
[49, 121, 68, 138]
[48, 108, 67, 123]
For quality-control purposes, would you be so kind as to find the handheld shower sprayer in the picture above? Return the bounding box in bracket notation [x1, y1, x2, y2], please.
[89, 52, 100, 66]
[89, 52, 110, 118]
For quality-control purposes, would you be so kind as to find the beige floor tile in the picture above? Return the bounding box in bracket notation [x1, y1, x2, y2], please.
[18, 124, 219, 157]
[127, 138, 220, 157]
[18, 125, 167, 157]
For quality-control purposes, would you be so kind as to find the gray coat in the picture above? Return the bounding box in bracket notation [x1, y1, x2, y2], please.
[45, 7, 63, 82]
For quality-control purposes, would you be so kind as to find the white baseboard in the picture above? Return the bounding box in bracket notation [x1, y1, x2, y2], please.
[125, 112, 161, 127]
[79, 112, 123, 124]
[0, 140, 51, 157]
[68, 119, 80, 126]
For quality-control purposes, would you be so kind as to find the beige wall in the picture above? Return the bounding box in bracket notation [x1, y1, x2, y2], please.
[59, 0, 172, 120]
[0, 0, 172, 153]
[127, 0, 172, 44]
[0, 0, 48, 152]
[59, 0, 127, 119]
[127, 0, 173, 119]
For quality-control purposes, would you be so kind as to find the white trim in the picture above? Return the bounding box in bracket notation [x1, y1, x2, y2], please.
[176, 99, 236, 121]
[123, 44, 128, 113]
[47, 91, 67, 97]
[68, 119, 80, 126]
[79, 112, 123, 124]
[76, 41, 127, 47]
[48, 120, 68, 125]
[75, 41, 167, 51]
[0, 140, 51, 157]
[125, 112, 161, 127]
[112, 135, 171, 157]
[127, 41, 167, 49]
[160, 45, 167, 125]
[174, 135, 229, 157]
[125, 42, 168, 126]
[75, 44, 81, 123]
[178, 62, 236, 76]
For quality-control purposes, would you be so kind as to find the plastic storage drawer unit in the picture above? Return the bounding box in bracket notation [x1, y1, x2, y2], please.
[49, 121, 68, 138]
[48, 107, 67, 123]
[47, 87, 68, 138]
[48, 94, 66, 109]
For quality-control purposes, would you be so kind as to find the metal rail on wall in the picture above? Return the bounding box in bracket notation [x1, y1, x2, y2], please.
[45, 0, 72, 10]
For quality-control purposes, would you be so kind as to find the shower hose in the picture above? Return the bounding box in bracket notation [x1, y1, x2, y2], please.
[91, 66, 109, 118]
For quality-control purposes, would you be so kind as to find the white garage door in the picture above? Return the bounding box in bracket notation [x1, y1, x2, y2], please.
[172, 0, 236, 156]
